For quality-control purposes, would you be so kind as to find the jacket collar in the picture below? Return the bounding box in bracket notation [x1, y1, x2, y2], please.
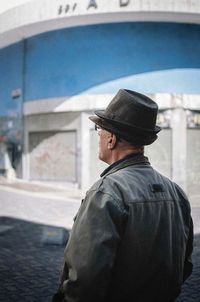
[100, 153, 150, 178]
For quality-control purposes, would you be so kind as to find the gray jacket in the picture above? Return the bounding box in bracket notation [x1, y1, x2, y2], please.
[53, 154, 193, 302]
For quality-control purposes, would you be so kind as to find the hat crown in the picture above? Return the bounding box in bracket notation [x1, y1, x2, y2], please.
[89, 89, 161, 146]
[104, 89, 158, 131]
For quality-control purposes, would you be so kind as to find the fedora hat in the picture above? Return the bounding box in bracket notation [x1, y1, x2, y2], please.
[89, 89, 161, 146]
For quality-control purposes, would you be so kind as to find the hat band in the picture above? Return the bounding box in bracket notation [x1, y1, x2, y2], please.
[91, 116, 159, 146]
[95, 111, 160, 134]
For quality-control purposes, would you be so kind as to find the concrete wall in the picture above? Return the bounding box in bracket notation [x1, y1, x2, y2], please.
[23, 112, 80, 182]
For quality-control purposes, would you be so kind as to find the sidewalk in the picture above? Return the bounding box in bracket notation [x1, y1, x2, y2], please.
[0, 178, 199, 301]
[0, 176, 84, 200]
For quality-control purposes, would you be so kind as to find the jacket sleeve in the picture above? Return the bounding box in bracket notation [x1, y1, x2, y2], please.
[52, 262, 69, 302]
[183, 216, 193, 282]
[175, 183, 194, 282]
[60, 189, 126, 302]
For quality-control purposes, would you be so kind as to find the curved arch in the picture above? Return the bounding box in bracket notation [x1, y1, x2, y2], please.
[80, 69, 200, 95]
[0, 0, 200, 48]
[22, 22, 200, 100]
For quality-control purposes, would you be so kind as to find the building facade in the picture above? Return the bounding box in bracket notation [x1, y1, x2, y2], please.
[0, 0, 200, 205]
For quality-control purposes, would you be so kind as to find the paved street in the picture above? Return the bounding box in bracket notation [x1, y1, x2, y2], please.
[0, 180, 199, 301]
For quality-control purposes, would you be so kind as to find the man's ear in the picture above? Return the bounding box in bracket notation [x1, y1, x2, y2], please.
[107, 133, 117, 150]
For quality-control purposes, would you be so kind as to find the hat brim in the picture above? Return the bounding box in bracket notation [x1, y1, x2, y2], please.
[89, 115, 161, 146]
[91, 110, 161, 134]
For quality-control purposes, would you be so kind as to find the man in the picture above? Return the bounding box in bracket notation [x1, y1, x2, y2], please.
[53, 89, 193, 302]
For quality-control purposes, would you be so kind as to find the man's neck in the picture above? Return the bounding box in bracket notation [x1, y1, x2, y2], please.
[100, 152, 146, 178]
[108, 148, 144, 165]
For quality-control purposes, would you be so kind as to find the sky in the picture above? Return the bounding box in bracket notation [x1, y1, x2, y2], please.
[0, 0, 32, 13]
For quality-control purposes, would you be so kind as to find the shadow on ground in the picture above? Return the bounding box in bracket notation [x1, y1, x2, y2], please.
[0, 217, 68, 302]
[0, 217, 199, 302]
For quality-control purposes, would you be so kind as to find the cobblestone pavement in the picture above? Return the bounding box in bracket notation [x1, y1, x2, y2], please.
[0, 217, 66, 302]
[0, 181, 199, 302]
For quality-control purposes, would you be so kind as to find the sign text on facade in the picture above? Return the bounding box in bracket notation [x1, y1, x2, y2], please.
[58, 0, 130, 15]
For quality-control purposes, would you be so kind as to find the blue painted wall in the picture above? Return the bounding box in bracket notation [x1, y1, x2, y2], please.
[0, 42, 23, 116]
[24, 22, 200, 100]
[0, 22, 200, 108]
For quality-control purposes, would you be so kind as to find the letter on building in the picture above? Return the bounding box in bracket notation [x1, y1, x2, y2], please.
[87, 0, 98, 10]
[120, 0, 130, 7]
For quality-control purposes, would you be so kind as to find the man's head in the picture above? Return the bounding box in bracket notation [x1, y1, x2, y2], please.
[89, 89, 161, 164]
[95, 126, 144, 164]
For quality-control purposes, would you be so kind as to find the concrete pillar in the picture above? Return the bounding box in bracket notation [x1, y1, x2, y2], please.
[171, 97, 187, 192]
[22, 117, 30, 180]
[78, 112, 91, 191]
